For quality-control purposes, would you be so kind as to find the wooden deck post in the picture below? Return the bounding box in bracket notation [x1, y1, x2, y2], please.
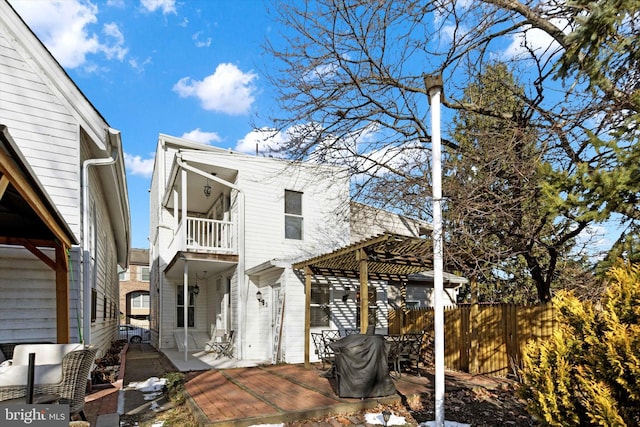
[358, 248, 368, 334]
[304, 266, 312, 368]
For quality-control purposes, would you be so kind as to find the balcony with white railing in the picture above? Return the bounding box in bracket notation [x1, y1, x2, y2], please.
[169, 216, 236, 255]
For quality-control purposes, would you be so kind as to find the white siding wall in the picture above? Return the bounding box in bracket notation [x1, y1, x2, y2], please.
[151, 139, 351, 357]
[0, 24, 81, 238]
[0, 14, 124, 357]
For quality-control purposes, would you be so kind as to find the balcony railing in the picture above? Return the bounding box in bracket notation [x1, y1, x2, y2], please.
[170, 216, 236, 254]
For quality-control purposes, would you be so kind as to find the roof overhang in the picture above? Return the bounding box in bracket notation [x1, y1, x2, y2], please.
[0, 125, 77, 248]
[246, 259, 291, 276]
[407, 270, 468, 288]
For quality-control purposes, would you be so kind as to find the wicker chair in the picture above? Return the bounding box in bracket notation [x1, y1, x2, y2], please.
[0, 346, 97, 420]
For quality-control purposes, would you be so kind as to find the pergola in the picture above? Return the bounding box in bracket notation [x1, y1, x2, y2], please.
[0, 125, 77, 343]
[292, 233, 434, 367]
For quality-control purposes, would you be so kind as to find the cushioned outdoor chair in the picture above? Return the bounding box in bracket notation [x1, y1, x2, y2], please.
[0, 345, 97, 420]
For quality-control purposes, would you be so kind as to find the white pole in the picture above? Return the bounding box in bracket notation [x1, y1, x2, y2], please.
[426, 74, 445, 427]
[184, 262, 189, 362]
[182, 168, 189, 362]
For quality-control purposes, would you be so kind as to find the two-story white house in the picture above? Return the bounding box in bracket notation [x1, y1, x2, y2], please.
[149, 134, 351, 363]
[0, 0, 130, 356]
[150, 135, 469, 366]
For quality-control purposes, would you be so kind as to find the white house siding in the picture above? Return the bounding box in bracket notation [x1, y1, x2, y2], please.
[1, 23, 81, 236]
[0, 5, 129, 357]
[204, 153, 350, 361]
[150, 137, 351, 359]
[0, 248, 58, 342]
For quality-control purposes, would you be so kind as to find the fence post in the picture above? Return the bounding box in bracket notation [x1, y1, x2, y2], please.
[470, 278, 479, 375]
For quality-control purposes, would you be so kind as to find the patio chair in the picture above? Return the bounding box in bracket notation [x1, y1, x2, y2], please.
[321, 329, 341, 344]
[311, 332, 335, 371]
[205, 330, 235, 359]
[396, 333, 424, 376]
[0, 345, 97, 420]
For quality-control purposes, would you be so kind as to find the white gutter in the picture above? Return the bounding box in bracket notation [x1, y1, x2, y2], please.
[81, 131, 119, 345]
[175, 155, 247, 359]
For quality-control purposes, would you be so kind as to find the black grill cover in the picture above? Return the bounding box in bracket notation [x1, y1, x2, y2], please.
[329, 334, 396, 398]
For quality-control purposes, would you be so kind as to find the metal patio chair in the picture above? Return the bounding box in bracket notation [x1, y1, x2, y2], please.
[205, 330, 235, 359]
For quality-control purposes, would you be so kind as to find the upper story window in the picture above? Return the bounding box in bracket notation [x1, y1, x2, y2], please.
[285, 190, 303, 240]
[118, 269, 130, 281]
[138, 266, 150, 282]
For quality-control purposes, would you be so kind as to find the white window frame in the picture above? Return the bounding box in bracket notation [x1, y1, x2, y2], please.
[284, 190, 303, 240]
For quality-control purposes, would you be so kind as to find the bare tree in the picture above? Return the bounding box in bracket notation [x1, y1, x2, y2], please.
[261, 0, 639, 301]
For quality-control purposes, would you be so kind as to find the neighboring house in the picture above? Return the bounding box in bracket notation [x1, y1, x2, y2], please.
[150, 134, 464, 365]
[119, 248, 150, 328]
[349, 203, 467, 309]
[149, 134, 350, 363]
[350, 201, 431, 242]
[0, 1, 130, 356]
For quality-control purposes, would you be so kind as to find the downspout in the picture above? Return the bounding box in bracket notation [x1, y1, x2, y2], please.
[175, 155, 247, 359]
[81, 130, 119, 345]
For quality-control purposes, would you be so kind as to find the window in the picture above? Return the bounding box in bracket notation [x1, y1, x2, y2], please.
[91, 288, 97, 322]
[139, 266, 150, 282]
[131, 292, 150, 309]
[119, 269, 130, 281]
[406, 300, 420, 310]
[284, 190, 303, 240]
[176, 286, 195, 327]
[310, 283, 330, 327]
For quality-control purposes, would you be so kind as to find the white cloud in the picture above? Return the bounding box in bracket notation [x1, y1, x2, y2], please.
[192, 32, 212, 48]
[140, 0, 176, 15]
[173, 63, 258, 115]
[124, 152, 154, 178]
[181, 128, 222, 145]
[236, 128, 288, 154]
[129, 56, 152, 73]
[9, 0, 127, 69]
[106, 0, 125, 7]
[502, 18, 571, 61]
[102, 22, 127, 60]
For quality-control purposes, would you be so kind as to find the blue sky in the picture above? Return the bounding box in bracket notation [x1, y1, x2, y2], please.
[9, 0, 281, 248]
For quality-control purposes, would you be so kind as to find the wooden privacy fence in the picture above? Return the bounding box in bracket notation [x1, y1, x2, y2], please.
[388, 303, 555, 377]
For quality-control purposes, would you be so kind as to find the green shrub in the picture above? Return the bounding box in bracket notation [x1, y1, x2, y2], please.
[519, 262, 640, 426]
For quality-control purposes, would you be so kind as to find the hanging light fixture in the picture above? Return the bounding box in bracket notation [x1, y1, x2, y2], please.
[191, 274, 200, 296]
[256, 290, 266, 306]
[203, 178, 212, 198]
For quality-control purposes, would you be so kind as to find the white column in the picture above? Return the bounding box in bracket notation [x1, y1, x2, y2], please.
[426, 74, 445, 427]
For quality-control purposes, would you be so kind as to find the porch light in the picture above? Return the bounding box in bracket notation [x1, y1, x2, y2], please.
[192, 283, 200, 295]
[256, 290, 266, 306]
[203, 179, 212, 198]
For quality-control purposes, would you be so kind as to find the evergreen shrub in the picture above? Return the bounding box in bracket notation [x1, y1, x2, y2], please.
[519, 262, 640, 426]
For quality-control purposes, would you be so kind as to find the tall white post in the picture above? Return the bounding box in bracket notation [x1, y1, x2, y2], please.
[425, 74, 445, 427]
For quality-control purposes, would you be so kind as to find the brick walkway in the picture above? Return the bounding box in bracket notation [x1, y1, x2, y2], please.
[84, 344, 510, 426]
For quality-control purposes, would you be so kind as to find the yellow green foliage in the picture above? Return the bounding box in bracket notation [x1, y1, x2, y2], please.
[519, 262, 640, 426]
